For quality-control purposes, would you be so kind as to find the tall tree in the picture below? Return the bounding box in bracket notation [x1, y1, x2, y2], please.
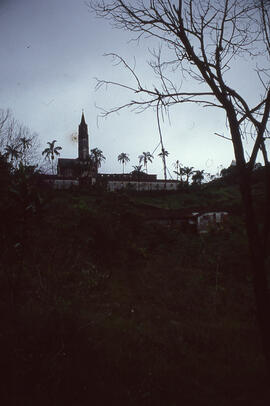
[90, 148, 106, 169]
[173, 160, 181, 181]
[19, 136, 32, 166]
[42, 140, 62, 174]
[158, 148, 169, 182]
[138, 151, 153, 174]
[118, 152, 130, 174]
[89, 0, 270, 369]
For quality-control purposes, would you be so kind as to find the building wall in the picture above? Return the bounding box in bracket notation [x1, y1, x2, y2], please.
[44, 179, 79, 189]
[107, 180, 178, 192]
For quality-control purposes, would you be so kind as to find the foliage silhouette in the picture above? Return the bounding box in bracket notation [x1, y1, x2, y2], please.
[42, 140, 62, 174]
[118, 152, 130, 174]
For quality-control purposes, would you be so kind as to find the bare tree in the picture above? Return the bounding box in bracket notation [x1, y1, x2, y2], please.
[0, 109, 40, 168]
[0, 109, 10, 147]
[89, 0, 270, 369]
[0, 109, 12, 153]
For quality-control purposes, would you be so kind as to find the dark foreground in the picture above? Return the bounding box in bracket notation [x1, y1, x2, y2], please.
[1, 188, 270, 405]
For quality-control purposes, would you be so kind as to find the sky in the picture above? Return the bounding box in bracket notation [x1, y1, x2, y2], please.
[0, 0, 265, 178]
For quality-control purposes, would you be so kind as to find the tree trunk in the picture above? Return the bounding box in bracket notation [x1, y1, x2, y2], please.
[239, 169, 270, 372]
[163, 155, 167, 189]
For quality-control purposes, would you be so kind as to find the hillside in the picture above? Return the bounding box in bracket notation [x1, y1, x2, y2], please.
[1, 179, 270, 405]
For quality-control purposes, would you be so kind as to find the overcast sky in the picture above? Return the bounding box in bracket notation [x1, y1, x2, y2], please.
[0, 0, 265, 178]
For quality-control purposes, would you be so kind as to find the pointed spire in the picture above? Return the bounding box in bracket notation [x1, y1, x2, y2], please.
[80, 109, 86, 125]
[78, 110, 89, 160]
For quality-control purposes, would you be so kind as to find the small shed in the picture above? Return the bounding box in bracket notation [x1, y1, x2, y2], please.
[133, 203, 228, 233]
[195, 211, 229, 233]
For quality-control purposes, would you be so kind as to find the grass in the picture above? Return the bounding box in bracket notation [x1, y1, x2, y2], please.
[128, 184, 242, 213]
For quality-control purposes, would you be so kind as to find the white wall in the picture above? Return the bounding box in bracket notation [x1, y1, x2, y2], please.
[107, 181, 178, 192]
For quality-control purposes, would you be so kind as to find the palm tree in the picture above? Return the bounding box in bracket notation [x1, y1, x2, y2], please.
[132, 165, 144, 175]
[173, 167, 185, 184]
[118, 152, 130, 174]
[131, 164, 145, 180]
[5, 144, 21, 167]
[131, 165, 145, 191]
[158, 148, 169, 183]
[192, 170, 205, 185]
[19, 136, 32, 165]
[173, 160, 181, 181]
[42, 140, 62, 174]
[182, 166, 194, 185]
[158, 149, 169, 159]
[138, 151, 153, 174]
[90, 148, 106, 170]
[20, 136, 32, 150]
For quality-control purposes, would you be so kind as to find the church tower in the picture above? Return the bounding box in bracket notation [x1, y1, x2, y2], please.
[78, 111, 89, 160]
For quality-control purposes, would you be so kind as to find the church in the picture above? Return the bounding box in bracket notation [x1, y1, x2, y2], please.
[57, 112, 97, 182]
[52, 111, 179, 191]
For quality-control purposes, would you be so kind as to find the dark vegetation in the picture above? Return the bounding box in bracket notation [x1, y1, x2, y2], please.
[1, 162, 270, 405]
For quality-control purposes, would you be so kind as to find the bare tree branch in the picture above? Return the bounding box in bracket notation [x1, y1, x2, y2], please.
[88, 0, 270, 371]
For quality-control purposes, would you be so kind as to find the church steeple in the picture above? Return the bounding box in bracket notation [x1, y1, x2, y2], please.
[78, 110, 89, 160]
[80, 110, 86, 126]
